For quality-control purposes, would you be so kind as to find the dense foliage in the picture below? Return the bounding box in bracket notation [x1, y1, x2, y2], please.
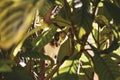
[0, 0, 120, 80]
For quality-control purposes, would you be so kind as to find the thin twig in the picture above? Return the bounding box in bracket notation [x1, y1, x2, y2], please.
[39, 60, 45, 80]
[39, 48, 45, 80]
[97, 25, 100, 49]
[92, 0, 101, 19]
[91, 31, 98, 45]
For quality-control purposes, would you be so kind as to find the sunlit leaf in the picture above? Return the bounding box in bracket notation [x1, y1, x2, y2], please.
[52, 60, 79, 80]
[0, 0, 45, 49]
[91, 45, 120, 80]
[52, 72, 79, 80]
[32, 24, 57, 50]
[69, 43, 81, 60]
[79, 52, 94, 80]
[0, 0, 120, 80]
[78, 27, 86, 39]
[11, 22, 47, 58]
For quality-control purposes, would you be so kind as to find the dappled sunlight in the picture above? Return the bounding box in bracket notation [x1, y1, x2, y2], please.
[0, 0, 120, 80]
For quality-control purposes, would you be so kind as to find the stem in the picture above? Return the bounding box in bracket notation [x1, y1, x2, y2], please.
[39, 60, 45, 80]
[92, 0, 101, 19]
[39, 48, 45, 80]
[91, 31, 98, 45]
[97, 25, 100, 49]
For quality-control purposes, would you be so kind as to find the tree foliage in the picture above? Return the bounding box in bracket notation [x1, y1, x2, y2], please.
[0, 0, 120, 80]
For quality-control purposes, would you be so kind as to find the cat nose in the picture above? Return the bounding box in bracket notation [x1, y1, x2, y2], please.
[45, 63, 49, 66]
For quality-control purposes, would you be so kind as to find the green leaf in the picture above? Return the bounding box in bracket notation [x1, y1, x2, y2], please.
[100, 38, 119, 54]
[109, 24, 119, 39]
[22, 38, 33, 52]
[51, 16, 71, 27]
[58, 0, 71, 21]
[79, 52, 94, 80]
[69, 43, 81, 60]
[0, 64, 12, 72]
[39, 0, 55, 17]
[0, 0, 14, 13]
[103, 1, 120, 25]
[95, 15, 109, 28]
[113, 0, 120, 7]
[72, 0, 92, 40]
[52, 60, 79, 80]
[91, 46, 120, 80]
[72, 0, 92, 30]
[57, 38, 72, 62]
[52, 72, 79, 80]
[32, 24, 57, 51]
[109, 53, 120, 64]
[0, 60, 12, 72]
[0, 0, 45, 49]
[3, 66, 34, 80]
[98, 3, 112, 21]
[11, 21, 47, 58]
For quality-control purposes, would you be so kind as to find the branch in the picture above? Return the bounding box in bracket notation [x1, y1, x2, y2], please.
[39, 60, 45, 80]
[97, 24, 100, 49]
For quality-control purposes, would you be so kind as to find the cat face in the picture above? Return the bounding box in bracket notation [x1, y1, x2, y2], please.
[44, 31, 67, 66]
